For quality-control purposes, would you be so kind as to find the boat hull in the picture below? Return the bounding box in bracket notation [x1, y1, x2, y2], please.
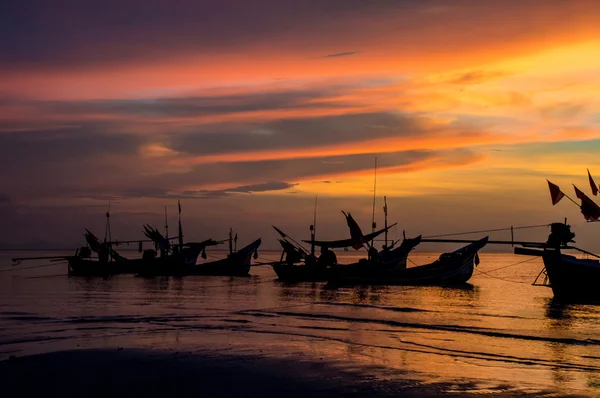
[327, 237, 487, 286]
[542, 249, 600, 302]
[188, 239, 261, 276]
[136, 239, 261, 277]
[272, 263, 328, 282]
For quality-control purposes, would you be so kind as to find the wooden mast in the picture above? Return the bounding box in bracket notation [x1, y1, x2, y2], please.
[178, 200, 183, 248]
[371, 157, 377, 248]
[164, 205, 169, 241]
[105, 201, 112, 261]
[310, 196, 317, 256]
[384, 196, 388, 247]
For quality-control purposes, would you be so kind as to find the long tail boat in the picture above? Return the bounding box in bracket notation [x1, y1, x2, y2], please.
[420, 173, 600, 302]
[185, 236, 262, 276]
[12, 207, 147, 276]
[327, 236, 487, 286]
[518, 223, 600, 302]
[272, 195, 413, 282]
[136, 226, 261, 277]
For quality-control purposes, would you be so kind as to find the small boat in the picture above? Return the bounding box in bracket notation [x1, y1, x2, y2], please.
[272, 196, 400, 283]
[12, 216, 145, 277]
[541, 250, 600, 302]
[186, 238, 262, 276]
[327, 237, 488, 286]
[136, 227, 261, 277]
[513, 222, 600, 302]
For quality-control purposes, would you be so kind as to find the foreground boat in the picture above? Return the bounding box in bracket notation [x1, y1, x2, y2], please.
[541, 249, 600, 302]
[512, 222, 600, 302]
[327, 237, 488, 286]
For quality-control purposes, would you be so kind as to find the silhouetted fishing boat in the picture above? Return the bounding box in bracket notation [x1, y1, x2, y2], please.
[136, 226, 261, 277]
[327, 237, 488, 286]
[12, 206, 146, 276]
[421, 173, 600, 302]
[272, 192, 402, 282]
[513, 223, 600, 302]
[185, 238, 262, 276]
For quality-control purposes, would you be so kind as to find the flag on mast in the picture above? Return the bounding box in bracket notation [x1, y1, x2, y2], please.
[547, 180, 564, 205]
[588, 169, 598, 196]
[574, 185, 600, 221]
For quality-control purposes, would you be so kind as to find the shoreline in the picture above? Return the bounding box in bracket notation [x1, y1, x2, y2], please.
[1, 348, 583, 397]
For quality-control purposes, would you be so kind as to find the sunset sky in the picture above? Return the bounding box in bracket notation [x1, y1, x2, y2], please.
[2, 0, 600, 250]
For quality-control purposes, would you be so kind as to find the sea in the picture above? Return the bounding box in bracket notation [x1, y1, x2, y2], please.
[1, 250, 599, 396]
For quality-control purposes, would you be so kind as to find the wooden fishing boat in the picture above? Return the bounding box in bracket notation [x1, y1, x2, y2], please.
[136, 238, 261, 277]
[327, 237, 488, 286]
[540, 249, 600, 302]
[186, 238, 262, 276]
[511, 222, 600, 302]
[12, 224, 145, 277]
[272, 195, 401, 283]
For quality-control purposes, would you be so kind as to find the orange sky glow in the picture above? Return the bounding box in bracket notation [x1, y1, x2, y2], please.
[2, 1, 600, 248]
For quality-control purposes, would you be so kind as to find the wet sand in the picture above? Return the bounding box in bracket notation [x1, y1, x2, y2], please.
[2, 252, 600, 397]
[1, 348, 583, 397]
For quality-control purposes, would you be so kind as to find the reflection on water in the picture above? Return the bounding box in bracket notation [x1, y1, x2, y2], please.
[0, 252, 599, 396]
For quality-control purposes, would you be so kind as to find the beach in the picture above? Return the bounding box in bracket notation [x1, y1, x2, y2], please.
[2, 251, 599, 397]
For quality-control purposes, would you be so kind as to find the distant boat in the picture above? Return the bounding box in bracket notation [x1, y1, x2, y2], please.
[12, 207, 146, 276]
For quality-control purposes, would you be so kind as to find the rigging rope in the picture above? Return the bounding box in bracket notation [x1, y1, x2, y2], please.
[422, 223, 550, 239]
[472, 268, 532, 284]
[0, 262, 66, 272]
[470, 255, 542, 284]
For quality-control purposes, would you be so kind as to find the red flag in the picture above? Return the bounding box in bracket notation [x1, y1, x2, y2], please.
[573, 185, 600, 221]
[547, 180, 564, 205]
[588, 169, 598, 196]
[574, 185, 586, 201]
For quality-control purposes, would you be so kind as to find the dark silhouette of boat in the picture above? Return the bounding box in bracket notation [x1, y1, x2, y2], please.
[12, 210, 147, 276]
[327, 237, 488, 286]
[12, 202, 224, 277]
[513, 223, 600, 302]
[271, 200, 401, 283]
[135, 237, 261, 277]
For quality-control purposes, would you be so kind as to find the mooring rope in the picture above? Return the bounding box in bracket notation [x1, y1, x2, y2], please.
[472, 268, 532, 284]
[422, 223, 550, 239]
[0, 262, 66, 272]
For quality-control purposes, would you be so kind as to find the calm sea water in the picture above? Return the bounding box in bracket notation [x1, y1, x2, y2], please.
[1, 250, 599, 396]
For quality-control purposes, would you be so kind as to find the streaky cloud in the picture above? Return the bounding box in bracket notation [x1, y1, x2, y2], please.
[323, 51, 360, 58]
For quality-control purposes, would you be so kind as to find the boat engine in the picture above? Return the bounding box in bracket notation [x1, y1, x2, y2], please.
[546, 223, 575, 248]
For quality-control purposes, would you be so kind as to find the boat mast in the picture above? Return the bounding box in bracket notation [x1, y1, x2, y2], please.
[164, 205, 169, 240]
[178, 200, 183, 248]
[311, 196, 317, 256]
[105, 201, 112, 261]
[229, 228, 233, 255]
[384, 196, 388, 247]
[371, 157, 377, 248]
